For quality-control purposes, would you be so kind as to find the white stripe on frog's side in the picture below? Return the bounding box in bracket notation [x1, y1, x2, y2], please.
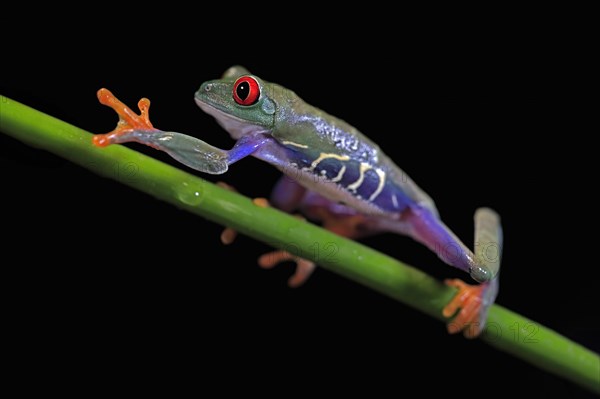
[369, 168, 387, 202]
[257, 144, 394, 216]
[282, 140, 309, 149]
[330, 165, 347, 183]
[300, 152, 389, 205]
[285, 164, 390, 216]
[347, 163, 371, 191]
[345, 162, 387, 202]
[303, 152, 351, 172]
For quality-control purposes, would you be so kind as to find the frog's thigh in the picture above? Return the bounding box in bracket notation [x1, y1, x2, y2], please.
[269, 176, 307, 212]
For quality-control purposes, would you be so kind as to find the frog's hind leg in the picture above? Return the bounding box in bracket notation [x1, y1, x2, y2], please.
[396, 206, 502, 337]
[258, 179, 385, 287]
[217, 178, 317, 287]
[401, 205, 494, 282]
[443, 208, 502, 338]
[226, 177, 378, 287]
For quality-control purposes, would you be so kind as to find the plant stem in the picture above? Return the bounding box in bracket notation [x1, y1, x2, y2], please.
[1, 95, 598, 394]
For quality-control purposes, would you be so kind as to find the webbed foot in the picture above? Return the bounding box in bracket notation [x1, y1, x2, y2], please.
[93, 88, 157, 147]
[443, 278, 498, 338]
[217, 183, 316, 287]
[258, 250, 316, 288]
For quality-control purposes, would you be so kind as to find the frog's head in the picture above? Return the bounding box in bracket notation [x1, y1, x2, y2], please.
[195, 66, 278, 139]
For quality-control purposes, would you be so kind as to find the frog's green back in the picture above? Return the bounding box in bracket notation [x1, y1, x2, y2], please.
[265, 79, 438, 215]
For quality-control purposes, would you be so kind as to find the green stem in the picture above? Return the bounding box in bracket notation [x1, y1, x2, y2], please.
[1, 95, 598, 394]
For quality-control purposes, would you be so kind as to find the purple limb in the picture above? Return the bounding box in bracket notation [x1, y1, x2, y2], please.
[403, 205, 492, 282]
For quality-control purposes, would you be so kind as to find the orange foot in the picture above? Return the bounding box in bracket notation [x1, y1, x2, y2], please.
[217, 182, 315, 287]
[93, 88, 155, 147]
[443, 279, 497, 339]
[258, 250, 315, 288]
[253, 200, 316, 287]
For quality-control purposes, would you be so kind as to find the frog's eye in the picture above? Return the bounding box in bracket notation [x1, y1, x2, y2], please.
[233, 76, 260, 106]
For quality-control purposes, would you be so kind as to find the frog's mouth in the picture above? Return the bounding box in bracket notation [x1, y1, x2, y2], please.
[195, 97, 243, 122]
[195, 97, 268, 140]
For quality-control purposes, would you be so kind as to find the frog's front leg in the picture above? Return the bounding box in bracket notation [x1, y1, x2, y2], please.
[93, 89, 270, 173]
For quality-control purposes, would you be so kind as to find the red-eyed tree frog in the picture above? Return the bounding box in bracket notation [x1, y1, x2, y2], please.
[92, 66, 502, 338]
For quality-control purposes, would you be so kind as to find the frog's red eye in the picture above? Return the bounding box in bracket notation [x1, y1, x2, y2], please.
[233, 76, 260, 106]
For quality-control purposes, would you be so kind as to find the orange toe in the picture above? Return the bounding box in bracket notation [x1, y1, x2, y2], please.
[257, 250, 315, 287]
[443, 278, 486, 338]
[92, 134, 112, 147]
[220, 227, 238, 245]
[287, 258, 316, 288]
[253, 198, 270, 208]
[258, 250, 291, 269]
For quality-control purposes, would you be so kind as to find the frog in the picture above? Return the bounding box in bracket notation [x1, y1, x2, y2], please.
[92, 65, 502, 338]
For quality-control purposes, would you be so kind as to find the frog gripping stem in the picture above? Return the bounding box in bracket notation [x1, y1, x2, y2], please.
[442, 208, 502, 338]
[443, 278, 498, 338]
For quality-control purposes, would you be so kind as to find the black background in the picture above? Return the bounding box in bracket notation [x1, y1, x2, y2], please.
[1, 27, 598, 396]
